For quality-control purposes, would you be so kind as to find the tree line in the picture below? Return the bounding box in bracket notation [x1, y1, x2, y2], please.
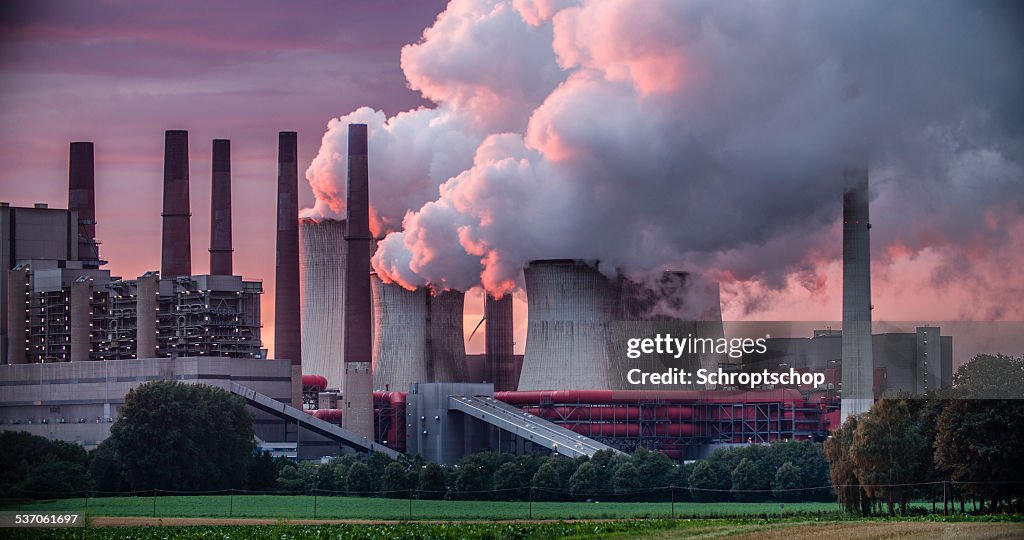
[269, 440, 830, 502]
[824, 353, 1024, 515]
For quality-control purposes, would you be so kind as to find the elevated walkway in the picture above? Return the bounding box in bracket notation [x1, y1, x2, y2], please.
[230, 382, 399, 458]
[449, 395, 622, 459]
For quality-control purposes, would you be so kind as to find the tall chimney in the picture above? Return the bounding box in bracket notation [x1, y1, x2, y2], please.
[68, 142, 102, 268]
[342, 124, 374, 438]
[485, 294, 516, 391]
[840, 168, 873, 423]
[274, 132, 302, 406]
[161, 130, 192, 279]
[209, 139, 233, 275]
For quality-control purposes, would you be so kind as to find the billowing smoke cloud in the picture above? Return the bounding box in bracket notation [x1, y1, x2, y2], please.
[311, 0, 1024, 317]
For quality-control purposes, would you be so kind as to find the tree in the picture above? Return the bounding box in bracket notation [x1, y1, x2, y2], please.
[631, 447, 673, 498]
[612, 462, 641, 500]
[772, 462, 802, 502]
[417, 463, 447, 499]
[380, 462, 410, 496]
[935, 399, 1024, 513]
[493, 462, 530, 501]
[345, 462, 372, 496]
[454, 464, 487, 499]
[951, 353, 1024, 399]
[824, 416, 867, 514]
[276, 463, 304, 492]
[730, 457, 772, 502]
[21, 462, 90, 498]
[366, 452, 395, 491]
[850, 399, 925, 515]
[568, 462, 601, 500]
[246, 451, 277, 491]
[0, 431, 90, 498]
[689, 460, 729, 502]
[89, 439, 127, 494]
[107, 381, 254, 491]
[663, 463, 692, 502]
[531, 461, 563, 501]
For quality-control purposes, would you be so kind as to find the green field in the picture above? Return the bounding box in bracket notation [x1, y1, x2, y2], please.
[4, 495, 844, 520]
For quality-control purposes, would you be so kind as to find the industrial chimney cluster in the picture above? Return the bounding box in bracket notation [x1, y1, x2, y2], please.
[2, 132, 264, 366]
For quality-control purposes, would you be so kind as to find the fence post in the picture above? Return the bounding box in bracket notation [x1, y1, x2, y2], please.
[529, 488, 533, 520]
[84, 491, 89, 510]
[943, 481, 948, 516]
[152, 488, 156, 518]
[313, 488, 318, 519]
[230, 488, 234, 518]
[408, 488, 413, 520]
[671, 484, 675, 518]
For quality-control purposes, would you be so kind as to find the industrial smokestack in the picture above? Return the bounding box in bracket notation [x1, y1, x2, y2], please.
[485, 294, 516, 391]
[342, 124, 374, 438]
[160, 130, 192, 279]
[275, 132, 302, 406]
[209, 139, 233, 275]
[68, 142, 102, 269]
[841, 168, 874, 423]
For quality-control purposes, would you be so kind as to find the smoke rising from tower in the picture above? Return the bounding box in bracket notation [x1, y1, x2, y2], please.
[305, 0, 1024, 317]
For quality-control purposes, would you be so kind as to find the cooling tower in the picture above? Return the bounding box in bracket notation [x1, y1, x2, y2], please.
[209, 139, 233, 276]
[519, 261, 726, 391]
[841, 168, 873, 422]
[275, 131, 302, 406]
[342, 124, 374, 438]
[371, 275, 429, 392]
[161, 130, 191, 279]
[518, 260, 619, 390]
[485, 294, 516, 391]
[611, 271, 726, 388]
[371, 277, 469, 392]
[429, 289, 469, 382]
[300, 217, 347, 389]
[68, 142, 102, 269]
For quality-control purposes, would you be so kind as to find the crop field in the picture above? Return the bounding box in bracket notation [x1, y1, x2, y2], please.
[4, 495, 844, 520]
[3, 517, 1023, 540]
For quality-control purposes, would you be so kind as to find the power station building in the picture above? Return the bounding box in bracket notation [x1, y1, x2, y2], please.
[3, 131, 955, 463]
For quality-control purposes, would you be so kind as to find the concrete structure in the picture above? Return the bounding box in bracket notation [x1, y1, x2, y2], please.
[371, 277, 468, 392]
[68, 142, 102, 269]
[275, 132, 302, 406]
[485, 294, 517, 391]
[0, 357, 293, 449]
[841, 169, 873, 422]
[1, 203, 80, 364]
[518, 260, 725, 391]
[136, 271, 158, 359]
[405, 382, 621, 465]
[299, 217, 346, 389]
[209, 139, 233, 276]
[749, 327, 952, 395]
[519, 260, 619, 390]
[160, 130, 191, 280]
[342, 124, 374, 438]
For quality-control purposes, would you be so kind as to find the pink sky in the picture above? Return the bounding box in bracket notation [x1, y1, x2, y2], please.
[2, 1, 1020, 360]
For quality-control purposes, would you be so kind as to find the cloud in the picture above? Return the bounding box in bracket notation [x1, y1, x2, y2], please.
[312, 0, 1023, 319]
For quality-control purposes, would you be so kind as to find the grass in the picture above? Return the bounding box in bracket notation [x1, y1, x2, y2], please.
[2, 495, 845, 520]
